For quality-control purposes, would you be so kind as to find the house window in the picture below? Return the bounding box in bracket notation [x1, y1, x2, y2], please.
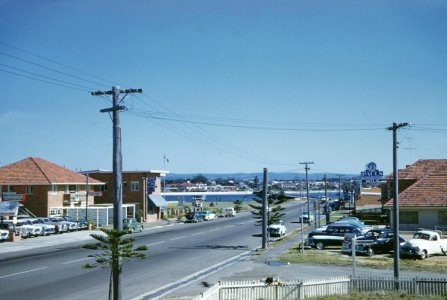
[400, 211, 418, 224]
[439, 211, 447, 225]
[101, 183, 108, 192]
[7, 185, 14, 192]
[26, 186, 33, 195]
[131, 181, 139, 192]
[51, 185, 58, 194]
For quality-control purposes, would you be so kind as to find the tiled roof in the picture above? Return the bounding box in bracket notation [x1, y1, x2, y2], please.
[385, 174, 447, 207]
[0, 157, 103, 185]
[386, 159, 447, 180]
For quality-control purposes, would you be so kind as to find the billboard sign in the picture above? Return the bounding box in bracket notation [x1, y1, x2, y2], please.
[2, 193, 25, 202]
[361, 162, 383, 185]
[0, 201, 20, 217]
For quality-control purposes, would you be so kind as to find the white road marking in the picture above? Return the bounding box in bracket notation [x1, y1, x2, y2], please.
[191, 231, 206, 236]
[147, 241, 166, 246]
[170, 236, 185, 241]
[209, 228, 222, 232]
[0, 267, 48, 279]
[62, 257, 92, 265]
[223, 225, 235, 228]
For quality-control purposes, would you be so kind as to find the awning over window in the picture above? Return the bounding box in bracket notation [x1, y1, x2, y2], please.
[148, 194, 168, 207]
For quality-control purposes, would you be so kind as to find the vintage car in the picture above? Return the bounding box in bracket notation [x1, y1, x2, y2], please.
[0, 229, 9, 241]
[123, 218, 144, 233]
[25, 218, 56, 236]
[268, 220, 286, 237]
[341, 228, 405, 256]
[2, 219, 42, 238]
[41, 218, 69, 233]
[50, 217, 79, 231]
[400, 230, 447, 259]
[307, 223, 363, 250]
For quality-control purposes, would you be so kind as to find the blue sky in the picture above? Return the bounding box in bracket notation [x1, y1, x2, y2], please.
[1, 0, 447, 175]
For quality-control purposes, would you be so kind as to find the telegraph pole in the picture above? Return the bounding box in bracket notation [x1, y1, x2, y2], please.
[262, 168, 268, 249]
[300, 162, 314, 226]
[387, 122, 409, 287]
[91, 86, 142, 300]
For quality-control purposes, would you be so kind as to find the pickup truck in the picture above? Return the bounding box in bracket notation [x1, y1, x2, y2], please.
[400, 230, 447, 259]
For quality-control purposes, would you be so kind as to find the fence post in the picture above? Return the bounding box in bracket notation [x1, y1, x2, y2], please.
[414, 277, 419, 296]
[299, 281, 304, 300]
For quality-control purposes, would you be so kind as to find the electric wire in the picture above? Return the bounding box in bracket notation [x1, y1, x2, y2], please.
[0, 68, 89, 92]
[0, 51, 110, 88]
[0, 41, 117, 86]
[0, 63, 98, 91]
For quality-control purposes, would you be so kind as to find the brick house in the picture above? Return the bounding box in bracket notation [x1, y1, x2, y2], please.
[0, 157, 104, 217]
[383, 159, 447, 230]
[84, 170, 169, 222]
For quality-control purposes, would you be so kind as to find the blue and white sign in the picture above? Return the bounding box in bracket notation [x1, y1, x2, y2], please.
[361, 162, 383, 184]
[147, 177, 156, 194]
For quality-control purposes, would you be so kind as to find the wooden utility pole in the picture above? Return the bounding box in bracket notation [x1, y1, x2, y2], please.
[387, 122, 409, 288]
[262, 168, 268, 249]
[91, 86, 142, 300]
[300, 162, 314, 226]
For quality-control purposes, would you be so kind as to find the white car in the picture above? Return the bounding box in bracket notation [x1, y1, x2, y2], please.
[0, 229, 9, 241]
[25, 218, 56, 235]
[268, 220, 287, 237]
[223, 207, 236, 217]
[300, 213, 314, 223]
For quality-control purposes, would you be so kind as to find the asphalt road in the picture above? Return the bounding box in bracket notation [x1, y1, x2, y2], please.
[0, 201, 307, 300]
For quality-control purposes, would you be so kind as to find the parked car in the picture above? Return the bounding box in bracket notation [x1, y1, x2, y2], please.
[307, 223, 363, 250]
[0, 228, 9, 241]
[26, 218, 56, 236]
[61, 216, 87, 229]
[268, 220, 286, 237]
[300, 213, 314, 223]
[41, 217, 69, 233]
[400, 230, 447, 259]
[341, 228, 405, 256]
[223, 207, 236, 217]
[50, 217, 79, 231]
[3, 219, 42, 238]
[123, 218, 143, 233]
[198, 210, 216, 221]
[185, 212, 205, 223]
[328, 201, 340, 211]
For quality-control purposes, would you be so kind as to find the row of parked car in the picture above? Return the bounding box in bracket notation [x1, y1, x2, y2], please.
[306, 216, 447, 260]
[185, 207, 236, 223]
[0, 216, 87, 240]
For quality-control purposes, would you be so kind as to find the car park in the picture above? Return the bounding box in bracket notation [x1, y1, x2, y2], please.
[2, 219, 42, 238]
[62, 216, 88, 229]
[123, 218, 143, 233]
[268, 220, 286, 237]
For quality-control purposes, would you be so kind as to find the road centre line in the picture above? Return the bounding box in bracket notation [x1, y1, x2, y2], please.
[0, 267, 48, 279]
[223, 225, 235, 228]
[147, 241, 166, 246]
[62, 257, 92, 265]
[208, 228, 222, 232]
[191, 231, 206, 236]
[170, 236, 185, 241]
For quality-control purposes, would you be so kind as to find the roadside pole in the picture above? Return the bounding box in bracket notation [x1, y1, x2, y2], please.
[352, 236, 356, 276]
[85, 174, 89, 222]
[300, 207, 304, 253]
[262, 168, 268, 249]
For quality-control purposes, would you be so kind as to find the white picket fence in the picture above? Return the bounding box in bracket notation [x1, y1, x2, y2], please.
[193, 276, 447, 300]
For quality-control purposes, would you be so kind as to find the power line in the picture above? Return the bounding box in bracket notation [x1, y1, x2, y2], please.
[0, 63, 98, 91]
[0, 68, 89, 92]
[0, 51, 110, 88]
[0, 41, 116, 86]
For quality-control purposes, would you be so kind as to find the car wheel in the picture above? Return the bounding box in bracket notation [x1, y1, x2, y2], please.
[367, 247, 374, 256]
[420, 250, 427, 260]
[442, 248, 447, 256]
[139, 227, 143, 232]
[316, 242, 324, 250]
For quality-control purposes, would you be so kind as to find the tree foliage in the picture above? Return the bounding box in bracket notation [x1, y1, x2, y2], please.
[81, 228, 148, 300]
[190, 174, 208, 184]
[233, 200, 243, 213]
[249, 187, 287, 226]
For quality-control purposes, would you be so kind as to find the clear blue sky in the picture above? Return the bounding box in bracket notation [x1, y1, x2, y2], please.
[1, 0, 447, 176]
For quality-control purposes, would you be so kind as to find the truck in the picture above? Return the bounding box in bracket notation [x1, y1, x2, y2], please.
[400, 230, 447, 259]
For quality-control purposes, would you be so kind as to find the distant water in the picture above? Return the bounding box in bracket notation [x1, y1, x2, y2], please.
[164, 191, 343, 203]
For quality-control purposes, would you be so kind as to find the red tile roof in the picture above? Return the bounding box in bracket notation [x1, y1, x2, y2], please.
[385, 173, 447, 207]
[387, 159, 447, 180]
[0, 157, 103, 185]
